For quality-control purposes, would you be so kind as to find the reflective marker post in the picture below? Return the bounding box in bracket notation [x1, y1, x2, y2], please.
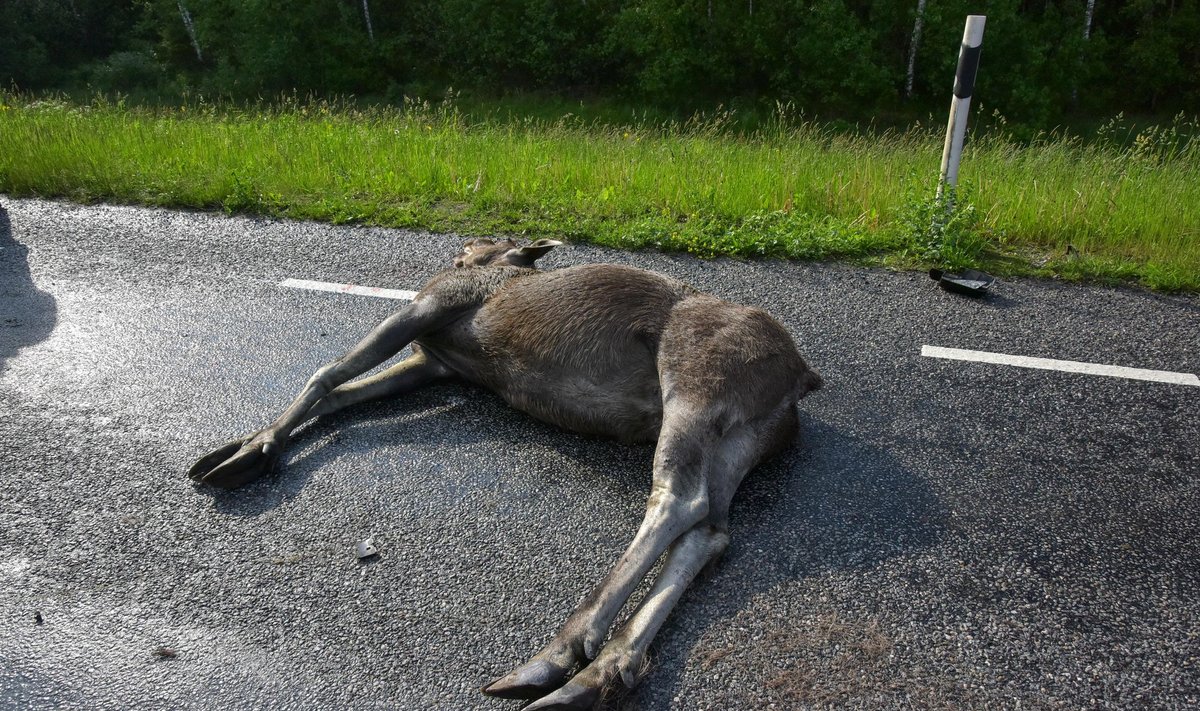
[937, 15, 986, 199]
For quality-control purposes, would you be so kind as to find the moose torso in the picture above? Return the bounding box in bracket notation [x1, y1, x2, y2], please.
[413, 263, 697, 443]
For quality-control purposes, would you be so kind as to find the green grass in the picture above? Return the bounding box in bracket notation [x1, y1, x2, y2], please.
[1, 94, 1197, 291]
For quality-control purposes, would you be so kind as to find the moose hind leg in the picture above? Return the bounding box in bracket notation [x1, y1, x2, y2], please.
[483, 406, 717, 701]
[522, 523, 729, 711]
[519, 422, 773, 710]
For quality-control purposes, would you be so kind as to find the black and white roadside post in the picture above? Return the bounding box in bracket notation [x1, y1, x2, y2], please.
[937, 15, 986, 200]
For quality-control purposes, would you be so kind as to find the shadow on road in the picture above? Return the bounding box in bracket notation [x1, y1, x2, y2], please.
[738, 415, 943, 572]
[196, 383, 499, 516]
[0, 203, 58, 374]
[621, 414, 944, 705]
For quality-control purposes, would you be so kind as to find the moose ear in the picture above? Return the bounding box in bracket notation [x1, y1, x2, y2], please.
[504, 239, 563, 266]
[462, 237, 495, 253]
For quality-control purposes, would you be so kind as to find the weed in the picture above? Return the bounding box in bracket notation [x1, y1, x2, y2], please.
[221, 168, 260, 214]
[900, 182, 993, 271]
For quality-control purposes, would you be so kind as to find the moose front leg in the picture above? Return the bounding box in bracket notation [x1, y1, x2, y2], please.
[303, 346, 453, 421]
[188, 302, 447, 488]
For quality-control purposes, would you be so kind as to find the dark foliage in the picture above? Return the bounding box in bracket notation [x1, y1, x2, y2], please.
[2, 0, 1197, 125]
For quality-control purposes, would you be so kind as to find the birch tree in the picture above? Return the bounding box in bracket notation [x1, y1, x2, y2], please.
[177, 0, 202, 62]
[361, 0, 375, 43]
[1073, 0, 1096, 102]
[905, 0, 927, 98]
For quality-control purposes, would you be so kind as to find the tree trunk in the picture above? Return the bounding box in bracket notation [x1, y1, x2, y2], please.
[177, 0, 202, 62]
[1073, 0, 1096, 103]
[905, 0, 927, 99]
[361, 0, 375, 43]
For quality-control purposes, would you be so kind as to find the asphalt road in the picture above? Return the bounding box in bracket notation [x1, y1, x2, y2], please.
[1, 196, 1198, 710]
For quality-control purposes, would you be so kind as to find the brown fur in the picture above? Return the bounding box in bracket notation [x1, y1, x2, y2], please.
[189, 238, 822, 710]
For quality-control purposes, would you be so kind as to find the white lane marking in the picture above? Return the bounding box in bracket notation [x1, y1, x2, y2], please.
[922, 345, 1200, 386]
[280, 278, 418, 301]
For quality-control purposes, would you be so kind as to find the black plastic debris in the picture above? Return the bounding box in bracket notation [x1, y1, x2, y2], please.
[34, 611, 43, 626]
[152, 647, 178, 659]
[355, 538, 380, 561]
[929, 268, 995, 297]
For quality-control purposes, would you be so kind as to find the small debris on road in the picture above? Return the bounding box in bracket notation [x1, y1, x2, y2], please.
[152, 647, 178, 660]
[929, 267, 995, 297]
[34, 611, 43, 626]
[355, 538, 380, 561]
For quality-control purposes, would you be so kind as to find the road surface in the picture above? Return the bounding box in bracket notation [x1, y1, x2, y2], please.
[2, 197, 1198, 709]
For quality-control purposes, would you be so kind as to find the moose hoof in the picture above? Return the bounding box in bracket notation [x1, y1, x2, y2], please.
[518, 680, 603, 711]
[188, 435, 279, 489]
[482, 658, 571, 700]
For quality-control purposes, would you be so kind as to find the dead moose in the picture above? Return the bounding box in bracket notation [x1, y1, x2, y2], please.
[189, 238, 823, 709]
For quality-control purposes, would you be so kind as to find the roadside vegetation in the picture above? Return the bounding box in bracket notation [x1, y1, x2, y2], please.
[1, 93, 1197, 291]
[4, 2, 1198, 290]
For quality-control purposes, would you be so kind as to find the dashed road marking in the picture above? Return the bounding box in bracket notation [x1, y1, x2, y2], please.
[280, 278, 417, 301]
[922, 345, 1199, 386]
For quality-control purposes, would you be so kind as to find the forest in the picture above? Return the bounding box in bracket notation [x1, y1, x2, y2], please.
[2, 1, 1197, 290]
[2, 0, 1198, 128]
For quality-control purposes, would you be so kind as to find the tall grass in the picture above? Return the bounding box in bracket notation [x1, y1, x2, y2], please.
[1, 94, 1196, 290]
